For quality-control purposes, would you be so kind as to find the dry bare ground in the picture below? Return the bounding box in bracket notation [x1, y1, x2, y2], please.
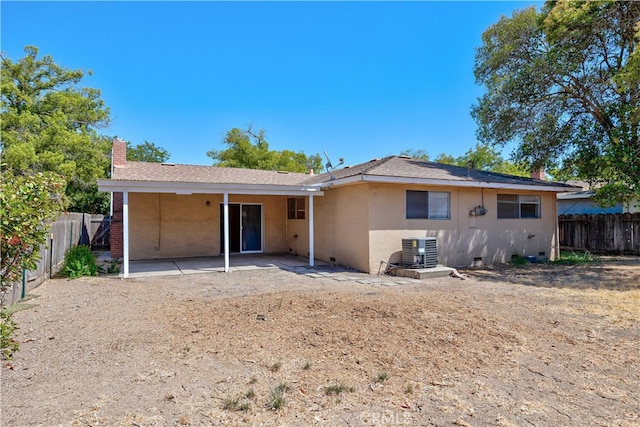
[2, 257, 639, 426]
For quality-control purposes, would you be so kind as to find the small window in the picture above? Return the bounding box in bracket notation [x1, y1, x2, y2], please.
[287, 197, 305, 220]
[497, 194, 540, 218]
[406, 190, 451, 219]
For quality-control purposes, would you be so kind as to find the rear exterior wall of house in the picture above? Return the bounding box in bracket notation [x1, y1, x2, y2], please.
[366, 183, 559, 272]
[126, 193, 289, 260]
[291, 182, 559, 273]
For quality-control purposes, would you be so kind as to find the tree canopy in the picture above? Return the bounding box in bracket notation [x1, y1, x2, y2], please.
[400, 144, 529, 176]
[472, 1, 640, 205]
[1, 46, 111, 212]
[126, 141, 171, 163]
[207, 127, 324, 173]
[434, 143, 529, 177]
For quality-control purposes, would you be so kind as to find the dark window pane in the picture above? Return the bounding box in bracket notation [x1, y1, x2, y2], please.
[521, 203, 539, 218]
[406, 190, 428, 218]
[287, 198, 296, 219]
[497, 194, 519, 218]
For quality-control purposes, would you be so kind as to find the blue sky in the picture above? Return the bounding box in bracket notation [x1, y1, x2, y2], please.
[2, 1, 539, 167]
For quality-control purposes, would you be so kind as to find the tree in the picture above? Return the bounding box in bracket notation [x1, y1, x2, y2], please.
[207, 127, 324, 173]
[126, 140, 170, 163]
[434, 143, 529, 177]
[472, 1, 640, 205]
[0, 171, 66, 359]
[1, 46, 111, 212]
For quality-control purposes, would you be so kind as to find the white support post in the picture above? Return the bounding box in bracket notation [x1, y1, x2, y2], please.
[123, 191, 130, 278]
[223, 192, 230, 273]
[308, 194, 315, 267]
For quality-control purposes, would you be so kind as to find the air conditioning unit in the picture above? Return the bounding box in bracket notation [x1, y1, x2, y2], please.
[402, 237, 437, 268]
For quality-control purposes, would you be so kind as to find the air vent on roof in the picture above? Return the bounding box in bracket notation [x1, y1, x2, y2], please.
[161, 163, 175, 166]
[399, 155, 411, 159]
[369, 158, 380, 162]
[277, 171, 289, 174]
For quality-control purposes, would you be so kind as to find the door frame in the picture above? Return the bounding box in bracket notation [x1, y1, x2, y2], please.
[220, 202, 264, 254]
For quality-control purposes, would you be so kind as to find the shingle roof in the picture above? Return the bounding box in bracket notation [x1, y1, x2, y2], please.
[109, 156, 577, 190]
[302, 156, 577, 189]
[112, 162, 310, 186]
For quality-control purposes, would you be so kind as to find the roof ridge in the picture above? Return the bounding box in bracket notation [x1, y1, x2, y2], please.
[355, 155, 396, 174]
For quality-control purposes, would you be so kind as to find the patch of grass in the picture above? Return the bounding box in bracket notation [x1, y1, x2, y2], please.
[248, 376, 258, 385]
[268, 383, 289, 410]
[222, 396, 240, 411]
[269, 362, 281, 372]
[244, 388, 256, 399]
[324, 383, 355, 396]
[105, 260, 121, 275]
[552, 250, 596, 265]
[375, 372, 389, 383]
[303, 361, 312, 370]
[404, 384, 414, 394]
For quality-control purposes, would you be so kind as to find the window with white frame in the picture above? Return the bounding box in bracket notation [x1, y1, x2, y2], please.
[287, 197, 305, 219]
[497, 194, 540, 218]
[406, 190, 451, 219]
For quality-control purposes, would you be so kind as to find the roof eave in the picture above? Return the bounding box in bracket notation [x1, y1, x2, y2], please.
[318, 174, 577, 192]
[97, 179, 324, 196]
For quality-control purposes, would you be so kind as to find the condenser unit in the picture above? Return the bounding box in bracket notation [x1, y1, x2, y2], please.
[402, 237, 437, 268]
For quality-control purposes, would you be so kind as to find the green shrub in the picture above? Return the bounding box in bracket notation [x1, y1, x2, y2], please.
[63, 245, 99, 278]
[0, 309, 20, 360]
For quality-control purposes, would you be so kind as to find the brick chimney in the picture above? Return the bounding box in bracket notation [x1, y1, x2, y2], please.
[112, 138, 127, 167]
[530, 169, 545, 180]
[110, 138, 127, 259]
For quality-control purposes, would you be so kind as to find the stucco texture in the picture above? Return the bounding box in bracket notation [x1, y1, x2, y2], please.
[307, 183, 559, 273]
[128, 193, 289, 259]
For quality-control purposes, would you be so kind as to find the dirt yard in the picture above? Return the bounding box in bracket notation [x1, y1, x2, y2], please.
[2, 257, 639, 426]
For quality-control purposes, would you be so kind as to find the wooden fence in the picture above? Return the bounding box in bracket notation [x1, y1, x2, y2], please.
[558, 213, 640, 255]
[3, 213, 109, 306]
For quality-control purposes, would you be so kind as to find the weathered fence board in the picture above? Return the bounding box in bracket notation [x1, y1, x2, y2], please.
[3, 213, 109, 306]
[559, 213, 640, 255]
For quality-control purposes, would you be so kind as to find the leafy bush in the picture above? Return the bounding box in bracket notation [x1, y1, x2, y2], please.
[1, 171, 66, 302]
[63, 246, 99, 278]
[1, 309, 20, 360]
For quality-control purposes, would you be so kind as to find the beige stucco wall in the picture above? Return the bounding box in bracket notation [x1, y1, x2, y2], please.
[285, 197, 309, 257]
[298, 184, 370, 272]
[129, 193, 288, 260]
[366, 183, 559, 272]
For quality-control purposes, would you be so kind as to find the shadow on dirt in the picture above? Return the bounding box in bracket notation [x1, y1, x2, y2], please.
[461, 257, 640, 291]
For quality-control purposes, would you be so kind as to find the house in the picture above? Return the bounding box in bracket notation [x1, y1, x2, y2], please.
[557, 181, 639, 215]
[98, 140, 578, 277]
